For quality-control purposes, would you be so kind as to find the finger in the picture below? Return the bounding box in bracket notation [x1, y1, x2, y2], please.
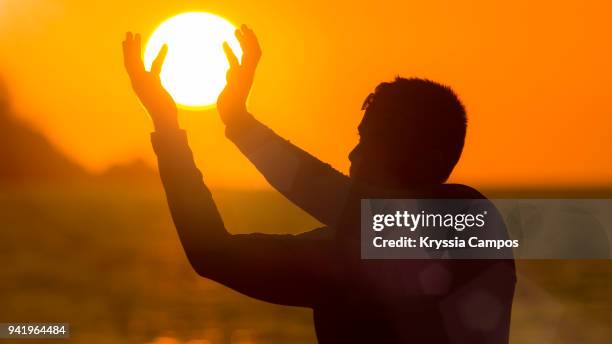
[123, 32, 132, 45]
[134, 33, 142, 52]
[235, 29, 246, 59]
[246, 27, 260, 52]
[123, 32, 136, 70]
[242, 31, 261, 70]
[122, 32, 133, 54]
[122, 32, 131, 63]
[242, 25, 255, 42]
[235, 28, 245, 45]
[223, 41, 239, 68]
[123, 32, 145, 77]
[241, 25, 260, 54]
[151, 44, 168, 75]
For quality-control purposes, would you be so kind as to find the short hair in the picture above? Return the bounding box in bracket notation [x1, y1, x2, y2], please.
[360, 77, 467, 183]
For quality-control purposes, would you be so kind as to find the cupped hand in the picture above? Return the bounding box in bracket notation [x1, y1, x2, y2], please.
[217, 24, 261, 127]
[123, 32, 179, 131]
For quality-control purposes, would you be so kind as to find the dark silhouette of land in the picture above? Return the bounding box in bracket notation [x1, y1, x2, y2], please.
[0, 78, 159, 186]
[0, 80, 87, 183]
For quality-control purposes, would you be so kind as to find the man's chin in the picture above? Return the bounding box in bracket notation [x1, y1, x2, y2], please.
[349, 166, 363, 182]
[349, 166, 356, 179]
[349, 168, 380, 187]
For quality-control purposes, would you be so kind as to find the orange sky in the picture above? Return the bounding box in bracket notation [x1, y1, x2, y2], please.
[0, 0, 611, 189]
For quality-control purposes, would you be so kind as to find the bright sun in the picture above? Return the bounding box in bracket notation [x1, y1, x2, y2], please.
[144, 12, 242, 109]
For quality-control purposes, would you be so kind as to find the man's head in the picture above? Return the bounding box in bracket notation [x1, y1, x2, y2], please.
[349, 77, 467, 188]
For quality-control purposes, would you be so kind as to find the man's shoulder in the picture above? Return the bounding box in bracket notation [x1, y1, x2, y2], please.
[296, 226, 333, 240]
[357, 183, 488, 200]
[438, 183, 487, 199]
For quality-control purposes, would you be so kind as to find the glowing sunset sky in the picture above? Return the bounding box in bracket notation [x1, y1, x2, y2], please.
[1, 0, 611, 188]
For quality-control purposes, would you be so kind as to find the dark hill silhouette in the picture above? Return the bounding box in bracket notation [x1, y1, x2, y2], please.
[0, 79, 161, 185]
[0, 81, 88, 183]
[98, 158, 159, 184]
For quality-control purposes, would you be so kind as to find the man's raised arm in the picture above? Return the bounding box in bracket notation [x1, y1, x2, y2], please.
[218, 26, 351, 227]
[122, 31, 336, 307]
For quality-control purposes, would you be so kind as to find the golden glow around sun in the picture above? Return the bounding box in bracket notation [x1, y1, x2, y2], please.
[144, 12, 242, 109]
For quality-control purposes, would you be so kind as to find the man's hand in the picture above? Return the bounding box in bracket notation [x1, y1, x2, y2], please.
[217, 24, 261, 128]
[123, 32, 179, 132]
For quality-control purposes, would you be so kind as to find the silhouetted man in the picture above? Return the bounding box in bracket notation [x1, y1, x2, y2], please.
[123, 25, 515, 343]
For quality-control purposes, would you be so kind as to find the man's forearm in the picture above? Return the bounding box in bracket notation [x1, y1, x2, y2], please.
[148, 106, 180, 133]
[151, 129, 230, 268]
[225, 114, 352, 227]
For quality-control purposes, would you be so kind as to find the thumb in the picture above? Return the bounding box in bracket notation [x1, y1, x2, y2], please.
[151, 44, 168, 75]
[223, 42, 239, 68]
